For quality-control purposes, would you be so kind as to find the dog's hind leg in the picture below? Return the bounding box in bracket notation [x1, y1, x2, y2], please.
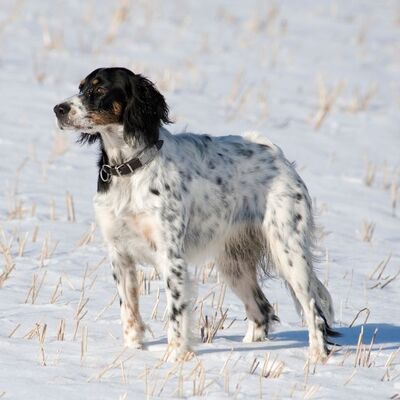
[216, 252, 278, 343]
[263, 171, 338, 361]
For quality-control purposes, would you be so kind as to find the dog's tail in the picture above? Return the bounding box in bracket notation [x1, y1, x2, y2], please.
[287, 274, 334, 326]
[243, 131, 283, 156]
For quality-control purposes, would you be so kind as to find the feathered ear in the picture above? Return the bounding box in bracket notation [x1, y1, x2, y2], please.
[123, 74, 171, 146]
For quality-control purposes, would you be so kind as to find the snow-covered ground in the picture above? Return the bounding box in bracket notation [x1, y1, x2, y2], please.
[1, 1, 399, 398]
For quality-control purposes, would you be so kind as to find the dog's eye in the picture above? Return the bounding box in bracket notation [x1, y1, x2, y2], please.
[95, 87, 107, 95]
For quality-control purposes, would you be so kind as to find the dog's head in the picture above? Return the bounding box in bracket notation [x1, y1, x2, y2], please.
[54, 67, 171, 145]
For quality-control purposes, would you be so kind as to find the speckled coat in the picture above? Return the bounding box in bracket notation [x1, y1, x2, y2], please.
[54, 67, 338, 362]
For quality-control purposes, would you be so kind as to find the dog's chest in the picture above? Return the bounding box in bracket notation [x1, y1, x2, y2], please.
[94, 181, 161, 263]
[123, 211, 159, 252]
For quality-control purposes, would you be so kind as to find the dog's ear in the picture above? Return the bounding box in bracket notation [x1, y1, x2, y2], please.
[123, 74, 171, 145]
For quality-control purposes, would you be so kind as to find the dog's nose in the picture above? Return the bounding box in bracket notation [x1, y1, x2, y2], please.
[53, 102, 71, 118]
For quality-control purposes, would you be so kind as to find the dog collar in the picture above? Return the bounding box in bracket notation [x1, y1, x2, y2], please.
[99, 140, 163, 182]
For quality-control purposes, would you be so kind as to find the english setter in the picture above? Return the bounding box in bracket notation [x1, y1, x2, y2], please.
[54, 67, 339, 361]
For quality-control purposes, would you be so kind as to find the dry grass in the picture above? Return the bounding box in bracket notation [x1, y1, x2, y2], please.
[342, 85, 377, 113]
[250, 353, 285, 379]
[8, 323, 21, 338]
[81, 325, 88, 362]
[364, 161, 376, 187]
[311, 75, 344, 130]
[77, 223, 96, 247]
[56, 319, 66, 341]
[24, 271, 47, 304]
[349, 308, 370, 328]
[38, 233, 59, 267]
[361, 220, 375, 242]
[104, 0, 130, 44]
[65, 191, 76, 222]
[353, 326, 377, 368]
[382, 347, 400, 381]
[0, 259, 15, 288]
[38, 17, 64, 50]
[88, 348, 135, 382]
[73, 291, 89, 341]
[391, 179, 399, 217]
[200, 309, 229, 343]
[368, 254, 400, 290]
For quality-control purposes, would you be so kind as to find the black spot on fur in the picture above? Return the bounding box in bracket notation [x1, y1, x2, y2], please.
[170, 303, 187, 322]
[171, 268, 183, 279]
[168, 248, 179, 259]
[173, 191, 182, 201]
[170, 305, 179, 321]
[235, 146, 254, 157]
[165, 213, 176, 223]
[253, 286, 279, 330]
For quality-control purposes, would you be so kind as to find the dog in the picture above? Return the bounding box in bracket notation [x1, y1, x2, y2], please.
[54, 67, 339, 361]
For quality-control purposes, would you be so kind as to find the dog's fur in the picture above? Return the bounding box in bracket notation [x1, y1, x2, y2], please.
[54, 67, 339, 361]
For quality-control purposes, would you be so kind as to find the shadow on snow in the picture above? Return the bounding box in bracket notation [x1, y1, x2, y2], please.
[195, 323, 400, 355]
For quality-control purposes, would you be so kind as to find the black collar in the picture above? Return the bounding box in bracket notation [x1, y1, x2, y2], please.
[99, 140, 163, 182]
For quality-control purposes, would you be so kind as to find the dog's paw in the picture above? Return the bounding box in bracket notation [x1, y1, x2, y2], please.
[243, 321, 267, 343]
[124, 330, 145, 349]
[123, 323, 146, 349]
[124, 338, 144, 349]
[163, 343, 194, 362]
[309, 347, 329, 364]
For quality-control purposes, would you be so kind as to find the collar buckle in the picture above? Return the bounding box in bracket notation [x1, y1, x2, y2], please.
[114, 164, 124, 177]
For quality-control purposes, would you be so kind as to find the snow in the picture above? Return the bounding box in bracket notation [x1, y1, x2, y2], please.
[0, 1, 399, 398]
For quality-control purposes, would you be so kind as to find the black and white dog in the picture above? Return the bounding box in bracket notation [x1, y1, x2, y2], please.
[54, 67, 338, 361]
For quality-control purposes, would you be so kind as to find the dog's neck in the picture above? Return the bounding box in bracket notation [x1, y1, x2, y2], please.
[98, 124, 146, 165]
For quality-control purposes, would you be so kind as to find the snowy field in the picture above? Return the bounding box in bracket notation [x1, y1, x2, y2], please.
[1, 1, 399, 399]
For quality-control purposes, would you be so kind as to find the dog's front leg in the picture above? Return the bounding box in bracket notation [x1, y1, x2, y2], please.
[163, 253, 192, 359]
[95, 201, 146, 348]
[111, 250, 146, 349]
